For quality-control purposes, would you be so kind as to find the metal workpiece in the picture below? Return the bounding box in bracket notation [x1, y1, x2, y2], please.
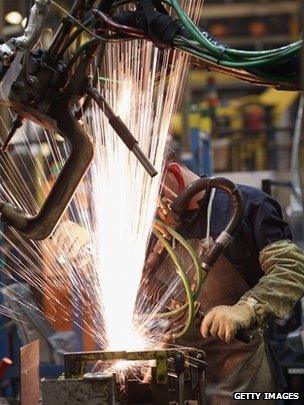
[61, 348, 207, 404]
[64, 349, 169, 384]
[20, 340, 40, 405]
[41, 375, 116, 405]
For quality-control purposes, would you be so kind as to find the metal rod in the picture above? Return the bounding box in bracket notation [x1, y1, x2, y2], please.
[174, 352, 185, 405]
[85, 85, 158, 177]
[47, 0, 86, 59]
[0, 97, 94, 240]
[290, 94, 304, 208]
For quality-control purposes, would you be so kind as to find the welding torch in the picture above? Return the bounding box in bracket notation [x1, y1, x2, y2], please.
[85, 86, 157, 177]
[146, 176, 252, 343]
[171, 177, 244, 272]
[171, 177, 252, 343]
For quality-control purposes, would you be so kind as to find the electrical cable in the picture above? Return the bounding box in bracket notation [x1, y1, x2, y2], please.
[107, 0, 301, 89]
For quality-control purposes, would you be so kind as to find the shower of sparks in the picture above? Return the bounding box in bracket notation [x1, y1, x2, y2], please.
[87, 51, 185, 351]
[87, 0, 204, 352]
[0, 0, 204, 366]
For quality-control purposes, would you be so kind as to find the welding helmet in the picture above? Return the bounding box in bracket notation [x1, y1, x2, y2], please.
[158, 157, 203, 225]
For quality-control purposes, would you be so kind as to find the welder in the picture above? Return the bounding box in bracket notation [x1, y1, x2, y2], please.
[153, 157, 304, 404]
[52, 158, 304, 404]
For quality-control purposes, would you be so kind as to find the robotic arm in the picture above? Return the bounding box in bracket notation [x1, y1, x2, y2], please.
[0, 0, 156, 240]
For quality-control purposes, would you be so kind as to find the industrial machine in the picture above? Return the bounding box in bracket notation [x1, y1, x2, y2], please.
[0, 0, 301, 241]
[0, 1, 303, 403]
[15, 340, 207, 405]
[0, 172, 251, 403]
[42, 348, 207, 404]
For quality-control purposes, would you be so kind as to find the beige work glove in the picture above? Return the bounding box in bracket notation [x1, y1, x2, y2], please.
[51, 220, 91, 267]
[200, 240, 304, 344]
[200, 302, 256, 343]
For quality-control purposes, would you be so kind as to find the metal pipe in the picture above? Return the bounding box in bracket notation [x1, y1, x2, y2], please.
[290, 94, 304, 208]
[0, 25, 99, 240]
[0, 97, 94, 240]
[14, 0, 51, 50]
[85, 85, 157, 177]
[47, 0, 87, 59]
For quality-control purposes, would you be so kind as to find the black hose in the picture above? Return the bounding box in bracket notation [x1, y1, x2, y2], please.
[172, 177, 244, 269]
[99, 0, 116, 13]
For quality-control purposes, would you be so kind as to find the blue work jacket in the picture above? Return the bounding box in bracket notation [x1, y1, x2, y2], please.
[180, 184, 292, 288]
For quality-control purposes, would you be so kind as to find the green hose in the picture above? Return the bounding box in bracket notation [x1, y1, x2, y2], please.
[108, 0, 300, 87]
[154, 219, 205, 297]
[152, 228, 195, 339]
[151, 219, 209, 340]
[168, 0, 301, 63]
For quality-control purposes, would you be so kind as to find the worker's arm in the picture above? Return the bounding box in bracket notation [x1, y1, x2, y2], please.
[201, 240, 304, 343]
[239, 240, 304, 323]
[201, 190, 304, 343]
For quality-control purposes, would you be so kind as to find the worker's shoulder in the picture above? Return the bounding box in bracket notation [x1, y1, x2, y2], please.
[215, 183, 270, 204]
[237, 184, 272, 203]
[214, 183, 281, 213]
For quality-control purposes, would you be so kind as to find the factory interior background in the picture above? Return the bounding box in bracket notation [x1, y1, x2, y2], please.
[0, 0, 304, 404]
